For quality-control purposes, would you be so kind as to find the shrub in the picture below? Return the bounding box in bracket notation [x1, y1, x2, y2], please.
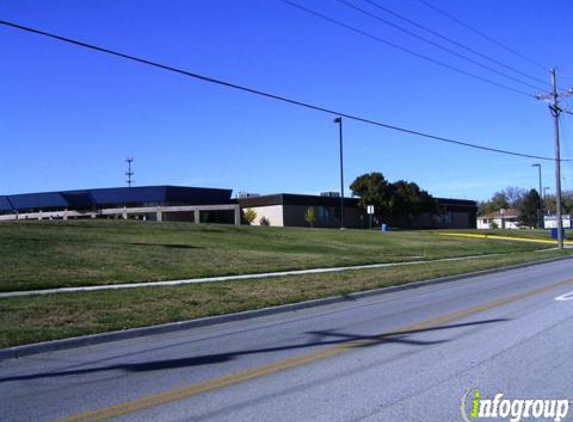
[305, 207, 316, 227]
[244, 208, 257, 225]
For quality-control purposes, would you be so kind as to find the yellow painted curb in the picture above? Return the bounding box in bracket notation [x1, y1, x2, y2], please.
[438, 232, 573, 246]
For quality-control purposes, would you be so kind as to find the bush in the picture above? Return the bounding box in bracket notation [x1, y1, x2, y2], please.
[305, 207, 316, 227]
[244, 208, 257, 225]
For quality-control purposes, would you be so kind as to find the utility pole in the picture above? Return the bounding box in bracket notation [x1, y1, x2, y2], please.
[334, 117, 345, 229]
[536, 69, 573, 249]
[125, 157, 134, 187]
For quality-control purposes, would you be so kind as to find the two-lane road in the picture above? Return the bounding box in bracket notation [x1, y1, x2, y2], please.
[2, 258, 573, 421]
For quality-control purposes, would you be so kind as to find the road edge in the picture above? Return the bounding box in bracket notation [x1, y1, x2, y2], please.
[1, 255, 571, 360]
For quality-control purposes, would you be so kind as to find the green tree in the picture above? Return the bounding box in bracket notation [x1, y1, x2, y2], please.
[243, 208, 257, 225]
[305, 206, 317, 227]
[350, 172, 393, 220]
[479, 191, 510, 215]
[350, 172, 438, 225]
[479, 187, 526, 215]
[518, 189, 542, 228]
[389, 180, 439, 226]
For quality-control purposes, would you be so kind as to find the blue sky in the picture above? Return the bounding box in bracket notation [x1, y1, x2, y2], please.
[1, 0, 573, 201]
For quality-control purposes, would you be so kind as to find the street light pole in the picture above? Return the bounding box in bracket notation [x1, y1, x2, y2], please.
[532, 163, 543, 228]
[334, 117, 345, 229]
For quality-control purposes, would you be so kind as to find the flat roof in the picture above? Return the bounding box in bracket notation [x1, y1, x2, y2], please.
[0, 185, 233, 212]
[239, 193, 477, 210]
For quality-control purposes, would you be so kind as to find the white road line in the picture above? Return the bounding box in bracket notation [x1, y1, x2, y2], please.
[555, 291, 573, 301]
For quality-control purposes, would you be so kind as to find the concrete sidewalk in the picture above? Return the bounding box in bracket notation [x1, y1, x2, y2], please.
[0, 254, 501, 298]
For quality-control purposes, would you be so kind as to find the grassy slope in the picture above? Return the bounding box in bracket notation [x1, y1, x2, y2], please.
[1, 249, 570, 348]
[0, 220, 550, 292]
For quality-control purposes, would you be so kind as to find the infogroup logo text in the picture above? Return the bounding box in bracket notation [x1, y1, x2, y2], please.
[461, 388, 571, 422]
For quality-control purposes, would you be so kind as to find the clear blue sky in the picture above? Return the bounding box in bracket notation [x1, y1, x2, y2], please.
[1, 0, 572, 201]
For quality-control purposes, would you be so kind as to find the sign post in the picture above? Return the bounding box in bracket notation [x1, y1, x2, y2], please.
[367, 205, 375, 230]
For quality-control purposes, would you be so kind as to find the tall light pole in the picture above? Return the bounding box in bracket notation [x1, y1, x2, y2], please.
[543, 187, 550, 211]
[334, 117, 345, 229]
[532, 163, 543, 228]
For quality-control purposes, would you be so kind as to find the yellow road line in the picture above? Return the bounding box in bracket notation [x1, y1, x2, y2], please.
[438, 232, 573, 245]
[49, 278, 573, 422]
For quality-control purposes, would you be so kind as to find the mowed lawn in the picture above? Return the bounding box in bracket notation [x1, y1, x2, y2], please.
[0, 220, 553, 292]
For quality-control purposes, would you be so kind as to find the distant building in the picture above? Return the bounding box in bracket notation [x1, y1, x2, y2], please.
[477, 209, 521, 229]
[239, 193, 477, 229]
[0, 186, 478, 230]
[0, 186, 239, 224]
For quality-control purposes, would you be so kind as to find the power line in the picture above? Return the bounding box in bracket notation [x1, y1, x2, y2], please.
[332, 0, 547, 92]
[278, 0, 535, 98]
[0, 19, 570, 163]
[354, 0, 551, 89]
[416, 0, 549, 72]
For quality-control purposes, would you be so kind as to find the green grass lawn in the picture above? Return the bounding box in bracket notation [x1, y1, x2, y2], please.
[0, 220, 553, 292]
[0, 248, 570, 348]
[1, 220, 571, 348]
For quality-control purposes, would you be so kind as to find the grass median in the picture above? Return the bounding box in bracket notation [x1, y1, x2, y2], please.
[1, 248, 570, 348]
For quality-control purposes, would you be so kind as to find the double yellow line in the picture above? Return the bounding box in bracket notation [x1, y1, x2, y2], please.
[51, 277, 573, 422]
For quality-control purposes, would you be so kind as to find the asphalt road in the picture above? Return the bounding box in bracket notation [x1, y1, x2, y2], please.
[2, 258, 573, 422]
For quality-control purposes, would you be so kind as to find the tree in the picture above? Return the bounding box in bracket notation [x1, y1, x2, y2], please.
[305, 207, 317, 227]
[389, 180, 439, 226]
[350, 172, 438, 225]
[479, 191, 509, 215]
[542, 191, 573, 215]
[518, 189, 542, 228]
[243, 208, 257, 225]
[350, 172, 393, 220]
[478, 187, 525, 215]
[504, 187, 526, 208]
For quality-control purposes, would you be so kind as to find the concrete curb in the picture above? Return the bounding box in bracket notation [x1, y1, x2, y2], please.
[1, 255, 571, 361]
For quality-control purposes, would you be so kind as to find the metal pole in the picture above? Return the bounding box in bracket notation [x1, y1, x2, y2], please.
[551, 69, 564, 249]
[532, 163, 543, 228]
[334, 117, 345, 229]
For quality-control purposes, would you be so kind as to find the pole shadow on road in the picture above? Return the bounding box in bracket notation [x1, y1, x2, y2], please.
[0, 318, 508, 383]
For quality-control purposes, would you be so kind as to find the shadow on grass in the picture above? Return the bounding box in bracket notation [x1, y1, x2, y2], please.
[0, 318, 508, 382]
[127, 243, 204, 250]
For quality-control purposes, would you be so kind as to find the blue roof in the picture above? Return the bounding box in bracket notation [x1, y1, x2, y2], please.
[8, 192, 68, 211]
[0, 196, 14, 212]
[0, 186, 233, 212]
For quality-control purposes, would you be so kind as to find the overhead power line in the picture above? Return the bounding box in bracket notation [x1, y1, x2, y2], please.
[0, 19, 570, 163]
[278, 0, 535, 98]
[331, 0, 547, 92]
[416, 0, 549, 72]
[354, 0, 551, 89]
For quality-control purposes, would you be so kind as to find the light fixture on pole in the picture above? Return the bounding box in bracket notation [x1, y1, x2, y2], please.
[333, 117, 345, 229]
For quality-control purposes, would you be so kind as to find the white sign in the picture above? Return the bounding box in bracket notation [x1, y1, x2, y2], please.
[367, 205, 375, 215]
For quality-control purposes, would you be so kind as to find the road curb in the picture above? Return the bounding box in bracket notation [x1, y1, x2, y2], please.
[1, 255, 571, 361]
